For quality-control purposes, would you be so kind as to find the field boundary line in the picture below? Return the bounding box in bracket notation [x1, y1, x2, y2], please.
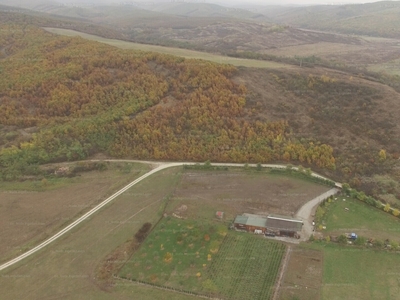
[113, 276, 223, 300]
[272, 245, 292, 300]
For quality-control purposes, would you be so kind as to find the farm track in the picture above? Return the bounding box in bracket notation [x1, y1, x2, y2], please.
[296, 188, 341, 241]
[272, 245, 292, 300]
[43, 27, 291, 69]
[0, 160, 341, 273]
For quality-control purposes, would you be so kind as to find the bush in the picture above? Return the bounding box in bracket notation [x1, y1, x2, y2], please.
[135, 222, 152, 243]
[338, 234, 347, 244]
[354, 236, 366, 246]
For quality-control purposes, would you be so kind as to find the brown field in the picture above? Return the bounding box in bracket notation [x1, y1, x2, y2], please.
[167, 169, 331, 222]
[261, 30, 400, 68]
[0, 162, 151, 264]
[0, 166, 330, 299]
[279, 247, 323, 300]
[0, 166, 189, 300]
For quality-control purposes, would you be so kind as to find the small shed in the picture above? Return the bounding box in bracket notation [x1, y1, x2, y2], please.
[266, 214, 303, 237]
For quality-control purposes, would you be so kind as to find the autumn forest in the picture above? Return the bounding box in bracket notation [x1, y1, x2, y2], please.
[0, 16, 338, 181]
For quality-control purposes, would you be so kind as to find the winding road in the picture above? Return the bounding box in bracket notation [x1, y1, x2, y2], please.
[0, 161, 341, 272]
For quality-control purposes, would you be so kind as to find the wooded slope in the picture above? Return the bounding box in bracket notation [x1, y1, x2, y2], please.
[0, 18, 335, 180]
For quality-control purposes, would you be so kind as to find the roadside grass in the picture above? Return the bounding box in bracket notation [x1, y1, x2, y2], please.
[43, 27, 290, 69]
[119, 220, 285, 300]
[0, 167, 185, 300]
[305, 243, 400, 300]
[319, 195, 400, 241]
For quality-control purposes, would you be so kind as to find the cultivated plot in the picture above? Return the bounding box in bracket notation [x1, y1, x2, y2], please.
[279, 247, 323, 300]
[168, 169, 331, 222]
[207, 233, 286, 300]
[119, 220, 286, 300]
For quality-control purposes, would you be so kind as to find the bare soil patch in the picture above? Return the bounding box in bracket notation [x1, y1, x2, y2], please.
[279, 247, 323, 300]
[167, 169, 331, 222]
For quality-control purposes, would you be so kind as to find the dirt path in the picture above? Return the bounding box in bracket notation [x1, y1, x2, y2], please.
[296, 188, 340, 241]
[272, 245, 292, 300]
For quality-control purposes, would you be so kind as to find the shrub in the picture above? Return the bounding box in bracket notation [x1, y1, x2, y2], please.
[338, 234, 347, 244]
[135, 222, 152, 243]
[374, 240, 383, 248]
[390, 241, 399, 250]
[354, 236, 366, 246]
[383, 203, 391, 212]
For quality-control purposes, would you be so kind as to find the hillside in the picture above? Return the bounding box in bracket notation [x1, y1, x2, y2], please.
[3, 2, 399, 75]
[1, 11, 400, 206]
[135, 2, 269, 20]
[235, 67, 400, 204]
[259, 1, 400, 39]
[0, 16, 336, 182]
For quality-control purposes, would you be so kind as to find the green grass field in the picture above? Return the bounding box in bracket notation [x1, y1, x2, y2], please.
[43, 27, 290, 69]
[119, 218, 285, 300]
[119, 218, 227, 291]
[305, 243, 400, 300]
[320, 195, 400, 241]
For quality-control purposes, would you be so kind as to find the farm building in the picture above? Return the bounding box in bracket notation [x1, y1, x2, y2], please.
[265, 214, 303, 237]
[233, 214, 267, 233]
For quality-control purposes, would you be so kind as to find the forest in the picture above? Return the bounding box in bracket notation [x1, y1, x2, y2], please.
[0, 18, 336, 180]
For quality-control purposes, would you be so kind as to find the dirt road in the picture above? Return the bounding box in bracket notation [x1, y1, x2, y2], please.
[296, 188, 340, 241]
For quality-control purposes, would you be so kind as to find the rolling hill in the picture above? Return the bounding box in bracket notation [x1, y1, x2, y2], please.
[135, 2, 270, 21]
[258, 1, 400, 38]
[1, 8, 400, 207]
